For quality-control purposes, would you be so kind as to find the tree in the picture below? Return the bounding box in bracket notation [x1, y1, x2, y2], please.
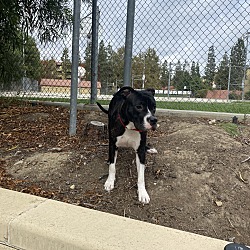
[0, 0, 71, 85]
[172, 60, 185, 90]
[214, 52, 229, 90]
[24, 36, 42, 81]
[190, 61, 203, 91]
[132, 48, 161, 89]
[182, 59, 192, 89]
[160, 60, 169, 88]
[172, 60, 202, 92]
[0, 0, 71, 47]
[204, 45, 216, 85]
[0, 34, 41, 89]
[61, 48, 71, 79]
[41, 58, 57, 79]
[0, 42, 23, 89]
[230, 38, 246, 90]
[84, 43, 91, 81]
[195, 62, 201, 78]
[98, 40, 109, 93]
[144, 48, 161, 88]
[132, 53, 145, 88]
[112, 46, 125, 87]
[191, 61, 196, 77]
[106, 43, 115, 85]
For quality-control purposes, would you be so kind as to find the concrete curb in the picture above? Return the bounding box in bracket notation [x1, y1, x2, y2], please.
[0, 188, 229, 250]
[30, 100, 250, 121]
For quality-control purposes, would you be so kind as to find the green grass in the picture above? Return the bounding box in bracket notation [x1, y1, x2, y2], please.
[1, 96, 250, 114]
[156, 101, 250, 114]
[219, 123, 240, 136]
[97, 100, 250, 114]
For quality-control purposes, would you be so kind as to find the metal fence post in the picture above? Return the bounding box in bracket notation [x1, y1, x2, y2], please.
[90, 0, 99, 104]
[123, 0, 135, 87]
[69, 0, 81, 136]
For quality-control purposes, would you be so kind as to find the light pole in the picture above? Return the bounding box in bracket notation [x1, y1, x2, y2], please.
[142, 54, 146, 89]
[168, 62, 172, 98]
[241, 31, 250, 100]
[227, 62, 232, 101]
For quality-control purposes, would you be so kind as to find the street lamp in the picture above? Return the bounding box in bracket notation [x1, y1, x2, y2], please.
[241, 31, 250, 100]
[227, 61, 232, 101]
[168, 62, 173, 99]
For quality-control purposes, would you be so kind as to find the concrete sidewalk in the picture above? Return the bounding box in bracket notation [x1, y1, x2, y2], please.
[0, 187, 229, 250]
[32, 100, 250, 122]
[0, 245, 15, 250]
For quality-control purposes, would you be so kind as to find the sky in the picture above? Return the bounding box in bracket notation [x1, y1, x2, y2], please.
[37, 0, 250, 75]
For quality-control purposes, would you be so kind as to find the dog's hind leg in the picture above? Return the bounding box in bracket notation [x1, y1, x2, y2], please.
[136, 153, 150, 204]
[104, 144, 117, 191]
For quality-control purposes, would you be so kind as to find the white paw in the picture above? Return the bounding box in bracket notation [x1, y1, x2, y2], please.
[138, 188, 150, 204]
[104, 178, 115, 192]
[147, 147, 158, 154]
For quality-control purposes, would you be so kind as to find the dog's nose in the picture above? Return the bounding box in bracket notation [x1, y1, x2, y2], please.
[148, 116, 157, 125]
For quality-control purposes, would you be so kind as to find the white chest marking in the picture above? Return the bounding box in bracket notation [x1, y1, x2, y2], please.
[116, 122, 141, 150]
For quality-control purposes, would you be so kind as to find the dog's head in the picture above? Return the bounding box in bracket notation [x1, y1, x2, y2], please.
[117, 87, 157, 132]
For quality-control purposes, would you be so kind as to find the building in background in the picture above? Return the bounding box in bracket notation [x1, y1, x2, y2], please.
[40, 79, 101, 95]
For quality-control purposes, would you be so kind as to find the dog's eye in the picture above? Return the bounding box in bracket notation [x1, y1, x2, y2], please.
[136, 105, 143, 110]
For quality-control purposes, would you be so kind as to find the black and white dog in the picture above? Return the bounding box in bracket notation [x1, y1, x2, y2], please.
[97, 86, 157, 204]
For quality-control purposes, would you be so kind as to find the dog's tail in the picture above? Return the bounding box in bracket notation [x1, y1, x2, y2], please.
[96, 102, 109, 114]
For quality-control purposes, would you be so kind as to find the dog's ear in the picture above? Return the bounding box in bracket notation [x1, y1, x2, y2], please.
[117, 86, 134, 98]
[145, 88, 155, 96]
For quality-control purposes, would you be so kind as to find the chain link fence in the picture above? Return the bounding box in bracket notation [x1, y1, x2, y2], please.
[1, 0, 250, 105]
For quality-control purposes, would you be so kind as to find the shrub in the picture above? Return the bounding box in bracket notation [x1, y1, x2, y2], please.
[229, 92, 241, 100]
[195, 89, 208, 98]
[244, 91, 250, 100]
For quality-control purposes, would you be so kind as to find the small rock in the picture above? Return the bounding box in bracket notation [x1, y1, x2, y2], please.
[147, 148, 158, 154]
[49, 147, 62, 152]
[70, 184, 75, 190]
[215, 200, 223, 207]
[14, 160, 24, 165]
[208, 119, 216, 125]
[163, 150, 172, 155]
[227, 236, 236, 242]
[168, 172, 177, 178]
[195, 169, 202, 174]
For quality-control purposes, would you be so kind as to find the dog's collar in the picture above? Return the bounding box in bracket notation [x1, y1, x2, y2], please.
[117, 114, 142, 132]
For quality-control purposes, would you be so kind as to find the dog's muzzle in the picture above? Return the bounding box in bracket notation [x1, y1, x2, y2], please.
[147, 116, 157, 130]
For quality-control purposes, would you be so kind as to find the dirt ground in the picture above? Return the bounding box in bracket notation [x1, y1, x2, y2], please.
[0, 99, 250, 245]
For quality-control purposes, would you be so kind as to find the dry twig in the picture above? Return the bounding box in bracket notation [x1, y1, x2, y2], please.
[241, 156, 250, 163]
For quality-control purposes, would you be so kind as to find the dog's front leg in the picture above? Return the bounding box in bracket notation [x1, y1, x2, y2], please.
[105, 142, 117, 191]
[136, 150, 150, 204]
